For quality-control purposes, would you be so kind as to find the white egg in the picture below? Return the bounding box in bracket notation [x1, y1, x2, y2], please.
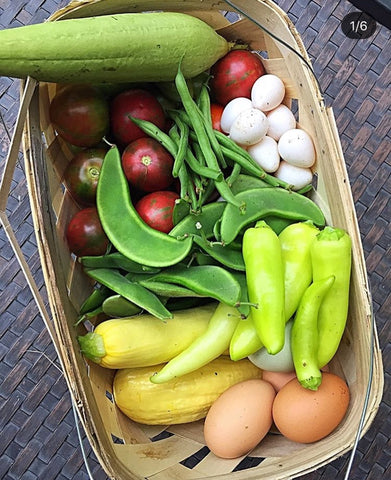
[229, 108, 269, 146]
[247, 136, 280, 173]
[275, 161, 313, 191]
[220, 97, 253, 134]
[266, 104, 296, 141]
[249, 320, 295, 373]
[278, 128, 316, 167]
[251, 74, 285, 112]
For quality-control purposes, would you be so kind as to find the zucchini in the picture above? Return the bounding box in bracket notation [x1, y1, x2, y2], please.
[0, 12, 231, 83]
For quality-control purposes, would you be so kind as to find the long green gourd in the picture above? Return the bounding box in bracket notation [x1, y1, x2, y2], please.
[0, 12, 231, 83]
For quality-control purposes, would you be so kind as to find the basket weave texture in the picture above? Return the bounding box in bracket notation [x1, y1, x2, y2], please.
[0, 1, 389, 479]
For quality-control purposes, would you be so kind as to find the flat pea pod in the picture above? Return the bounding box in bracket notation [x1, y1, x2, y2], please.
[291, 275, 335, 390]
[80, 252, 160, 274]
[172, 198, 191, 225]
[279, 221, 320, 321]
[136, 279, 206, 298]
[230, 174, 271, 195]
[264, 216, 294, 235]
[144, 265, 241, 307]
[102, 294, 142, 318]
[79, 285, 111, 315]
[97, 146, 193, 267]
[150, 302, 241, 383]
[220, 187, 325, 245]
[242, 221, 285, 355]
[169, 201, 226, 240]
[193, 235, 245, 271]
[229, 314, 263, 361]
[84, 267, 172, 320]
[311, 226, 352, 368]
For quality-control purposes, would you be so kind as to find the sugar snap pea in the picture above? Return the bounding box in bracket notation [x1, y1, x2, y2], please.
[97, 146, 193, 267]
[169, 201, 226, 240]
[220, 187, 325, 245]
[142, 264, 241, 307]
[84, 267, 172, 320]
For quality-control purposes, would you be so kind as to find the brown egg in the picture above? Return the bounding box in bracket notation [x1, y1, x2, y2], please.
[262, 370, 297, 392]
[204, 379, 276, 458]
[272, 372, 350, 443]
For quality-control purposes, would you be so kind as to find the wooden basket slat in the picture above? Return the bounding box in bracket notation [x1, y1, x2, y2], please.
[18, 1, 383, 479]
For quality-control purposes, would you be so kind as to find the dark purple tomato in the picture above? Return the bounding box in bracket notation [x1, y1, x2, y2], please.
[210, 50, 266, 105]
[135, 191, 180, 233]
[49, 84, 109, 147]
[66, 207, 109, 257]
[63, 148, 107, 206]
[121, 137, 174, 192]
[110, 89, 166, 146]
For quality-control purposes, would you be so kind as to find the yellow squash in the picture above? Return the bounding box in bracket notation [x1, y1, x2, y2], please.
[113, 357, 262, 425]
[77, 303, 216, 369]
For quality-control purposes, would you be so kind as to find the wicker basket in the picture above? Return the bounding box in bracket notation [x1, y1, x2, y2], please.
[0, 1, 384, 479]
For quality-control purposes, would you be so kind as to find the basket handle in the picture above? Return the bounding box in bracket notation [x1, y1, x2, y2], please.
[0, 76, 62, 354]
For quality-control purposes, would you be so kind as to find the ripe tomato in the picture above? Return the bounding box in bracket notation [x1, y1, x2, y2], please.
[110, 89, 166, 146]
[49, 85, 109, 147]
[66, 207, 109, 257]
[210, 103, 224, 133]
[135, 191, 180, 233]
[122, 137, 174, 192]
[64, 148, 106, 206]
[209, 50, 266, 105]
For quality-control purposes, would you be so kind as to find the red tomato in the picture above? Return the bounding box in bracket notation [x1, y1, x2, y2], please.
[135, 191, 179, 233]
[63, 148, 107, 206]
[210, 103, 224, 133]
[110, 89, 166, 146]
[66, 207, 109, 257]
[209, 50, 266, 105]
[49, 85, 109, 147]
[122, 138, 174, 192]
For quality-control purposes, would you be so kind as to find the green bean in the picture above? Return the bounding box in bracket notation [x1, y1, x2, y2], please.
[97, 146, 193, 267]
[129, 116, 177, 156]
[168, 122, 188, 178]
[220, 187, 326, 245]
[84, 267, 172, 320]
[226, 162, 241, 187]
[185, 146, 222, 181]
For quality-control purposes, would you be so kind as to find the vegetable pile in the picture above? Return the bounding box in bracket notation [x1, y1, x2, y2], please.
[33, 11, 354, 459]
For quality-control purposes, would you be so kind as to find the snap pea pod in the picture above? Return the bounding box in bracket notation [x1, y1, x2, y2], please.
[220, 187, 325, 245]
[279, 221, 320, 321]
[310, 226, 352, 368]
[169, 201, 226, 240]
[84, 268, 172, 320]
[97, 146, 193, 267]
[80, 252, 160, 274]
[150, 302, 241, 383]
[193, 235, 245, 271]
[102, 294, 142, 317]
[142, 264, 241, 307]
[291, 275, 335, 391]
[242, 221, 285, 355]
